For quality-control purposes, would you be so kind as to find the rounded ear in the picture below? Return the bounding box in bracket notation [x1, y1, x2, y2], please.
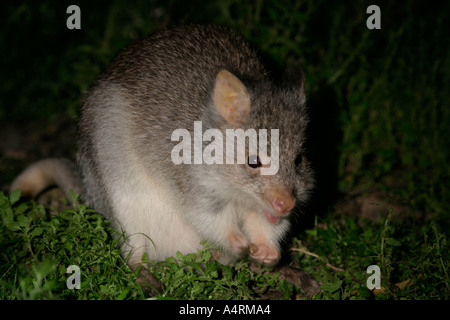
[213, 69, 251, 126]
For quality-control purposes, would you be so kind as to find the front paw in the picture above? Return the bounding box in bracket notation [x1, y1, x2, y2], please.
[228, 232, 249, 257]
[249, 243, 280, 266]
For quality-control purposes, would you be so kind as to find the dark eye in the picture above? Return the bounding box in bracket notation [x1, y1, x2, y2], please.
[295, 153, 303, 167]
[247, 155, 262, 168]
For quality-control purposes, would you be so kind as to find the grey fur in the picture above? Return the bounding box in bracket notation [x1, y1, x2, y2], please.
[13, 25, 314, 267]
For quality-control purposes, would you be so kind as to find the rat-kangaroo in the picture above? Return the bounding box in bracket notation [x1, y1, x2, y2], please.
[11, 25, 314, 276]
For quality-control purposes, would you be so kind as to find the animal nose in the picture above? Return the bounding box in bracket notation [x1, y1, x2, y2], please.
[271, 191, 296, 215]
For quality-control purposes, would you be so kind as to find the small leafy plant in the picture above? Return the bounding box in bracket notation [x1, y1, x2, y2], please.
[0, 190, 296, 300]
[0, 190, 145, 300]
[148, 244, 295, 300]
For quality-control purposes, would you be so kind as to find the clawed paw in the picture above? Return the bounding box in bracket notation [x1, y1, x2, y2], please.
[249, 243, 280, 266]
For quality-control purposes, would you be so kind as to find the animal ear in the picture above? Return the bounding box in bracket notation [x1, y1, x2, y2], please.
[213, 69, 251, 126]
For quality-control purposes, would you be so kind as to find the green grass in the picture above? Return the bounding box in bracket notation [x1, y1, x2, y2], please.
[298, 212, 449, 300]
[0, 190, 146, 300]
[1, 0, 449, 300]
[1, 190, 448, 300]
[0, 190, 297, 300]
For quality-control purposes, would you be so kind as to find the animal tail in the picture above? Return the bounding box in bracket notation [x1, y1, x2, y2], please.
[10, 158, 82, 202]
